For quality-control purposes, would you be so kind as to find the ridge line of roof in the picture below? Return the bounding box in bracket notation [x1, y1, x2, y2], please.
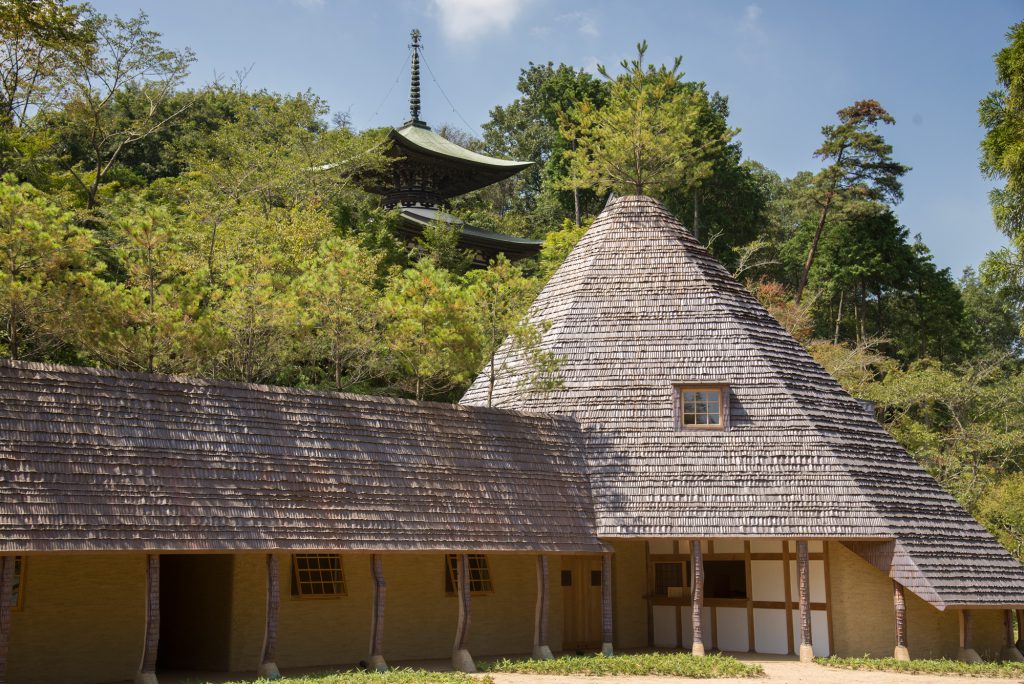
[0, 359, 580, 427]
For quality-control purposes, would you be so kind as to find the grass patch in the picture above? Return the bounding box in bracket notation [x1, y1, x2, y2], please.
[816, 656, 1024, 678]
[482, 651, 764, 677]
[216, 669, 490, 684]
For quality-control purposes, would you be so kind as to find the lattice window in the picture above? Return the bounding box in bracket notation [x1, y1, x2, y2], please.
[675, 385, 727, 430]
[653, 561, 688, 597]
[11, 556, 24, 609]
[291, 554, 346, 598]
[444, 554, 493, 594]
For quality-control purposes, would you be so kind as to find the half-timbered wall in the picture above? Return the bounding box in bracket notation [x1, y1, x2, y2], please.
[644, 539, 831, 656]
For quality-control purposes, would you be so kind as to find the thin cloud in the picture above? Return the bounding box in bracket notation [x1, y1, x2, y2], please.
[433, 0, 528, 43]
[739, 4, 763, 33]
[290, 0, 326, 8]
[553, 11, 600, 38]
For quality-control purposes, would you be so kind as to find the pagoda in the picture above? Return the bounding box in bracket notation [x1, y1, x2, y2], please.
[360, 30, 542, 263]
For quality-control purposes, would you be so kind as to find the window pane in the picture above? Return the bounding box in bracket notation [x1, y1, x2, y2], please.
[654, 562, 684, 596]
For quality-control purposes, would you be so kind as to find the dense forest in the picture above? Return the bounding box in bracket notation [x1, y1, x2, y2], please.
[3, 4, 1024, 560]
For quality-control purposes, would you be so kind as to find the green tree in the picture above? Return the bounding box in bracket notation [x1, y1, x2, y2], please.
[0, 173, 101, 360]
[464, 255, 538, 406]
[47, 11, 195, 209]
[561, 41, 734, 199]
[292, 236, 382, 391]
[980, 21, 1024, 237]
[379, 259, 477, 401]
[794, 100, 908, 304]
[86, 202, 197, 373]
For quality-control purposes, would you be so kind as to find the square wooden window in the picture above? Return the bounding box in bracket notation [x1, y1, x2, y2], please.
[444, 554, 493, 594]
[674, 385, 728, 430]
[291, 554, 346, 598]
[704, 560, 747, 599]
[560, 570, 572, 587]
[11, 556, 24, 610]
[653, 561, 690, 597]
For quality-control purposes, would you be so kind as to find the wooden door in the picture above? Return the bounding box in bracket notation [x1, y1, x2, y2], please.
[561, 556, 603, 651]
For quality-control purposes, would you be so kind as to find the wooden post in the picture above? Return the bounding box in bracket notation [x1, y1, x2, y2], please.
[533, 556, 553, 660]
[258, 554, 281, 678]
[601, 553, 613, 656]
[958, 609, 981, 663]
[0, 557, 15, 684]
[1002, 609, 1024, 662]
[691, 541, 705, 657]
[136, 555, 160, 684]
[451, 554, 475, 672]
[796, 540, 813, 663]
[368, 554, 387, 671]
[892, 580, 910, 661]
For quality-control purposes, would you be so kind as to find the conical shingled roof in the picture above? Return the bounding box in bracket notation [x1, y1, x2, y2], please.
[461, 195, 1024, 609]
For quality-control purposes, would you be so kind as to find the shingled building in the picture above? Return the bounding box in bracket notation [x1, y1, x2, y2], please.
[1, 196, 1023, 684]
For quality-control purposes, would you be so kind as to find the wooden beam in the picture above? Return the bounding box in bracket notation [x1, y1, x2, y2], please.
[368, 554, 387, 671]
[892, 580, 909, 661]
[796, 540, 813, 663]
[601, 553, 614, 656]
[1003, 609, 1024, 662]
[258, 554, 281, 679]
[0, 557, 16, 684]
[136, 555, 160, 684]
[744, 541, 754, 653]
[958, 609, 981, 663]
[782, 542, 794, 655]
[533, 556, 553, 660]
[451, 554, 475, 672]
[691, 541, 705, 656]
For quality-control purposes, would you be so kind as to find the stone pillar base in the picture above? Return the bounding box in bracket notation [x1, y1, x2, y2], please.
[134, 672, 158, 684]
[532, 645, 554, 660]
[367, 654, 388, 671]
[257, 661, 281, 679]
[958, 648, 982, 664]
[799, 643, 814, 663]
[601, 642, 614, 657]
[691, 642, 705, 657]
[894, 645, 910, 661]
[1001, 646, 1024, 662]
[452, 648, 476, 673]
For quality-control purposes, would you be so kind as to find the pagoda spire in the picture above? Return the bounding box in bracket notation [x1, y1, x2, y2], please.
[407, 29, 427, 128]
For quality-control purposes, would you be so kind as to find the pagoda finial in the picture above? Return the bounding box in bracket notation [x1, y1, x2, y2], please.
[407, 29, 426, 128]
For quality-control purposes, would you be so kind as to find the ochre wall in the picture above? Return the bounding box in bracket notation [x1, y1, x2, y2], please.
[828, 542, 1006, 659]
[7, 554, 146, 684]
[609, 539, 649, 650]
[228, 552, 564, 669]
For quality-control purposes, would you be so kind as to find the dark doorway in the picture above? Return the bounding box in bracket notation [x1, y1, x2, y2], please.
[158, 555, 233, 672]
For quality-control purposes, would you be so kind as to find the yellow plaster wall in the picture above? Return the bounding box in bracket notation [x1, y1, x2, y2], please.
[828, 542, 1007, 659]
[608, 539, 649, 650]
[227, 552, 561, 669]
[7, 554, 145, 684]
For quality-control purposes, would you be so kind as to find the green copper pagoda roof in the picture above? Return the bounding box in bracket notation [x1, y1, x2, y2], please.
[390, 124, 533, 171]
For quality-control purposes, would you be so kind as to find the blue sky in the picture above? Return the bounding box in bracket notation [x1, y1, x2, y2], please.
[91, 0, 1021, 275]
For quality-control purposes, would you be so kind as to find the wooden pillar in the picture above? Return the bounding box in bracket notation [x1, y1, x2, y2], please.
[601, 553, 613, 656]
[958, 609, 981, 663]
[1002, 609, 1024, 662]
[691, 541, 705, 657]
[451, 554, 475, 672]
[368, 554, 387, 671]
[533, 556, 553, 660]
[796, 540, 813, 663]
[892, 580, 910, 661]
[136, 555, 160, 684]
[258, 554, 281, 678]
[0, 557, 15, 684]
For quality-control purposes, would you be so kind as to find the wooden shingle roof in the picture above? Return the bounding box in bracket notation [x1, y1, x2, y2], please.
[461, 195, 1024, 609]
[0, 360, 603, 554]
